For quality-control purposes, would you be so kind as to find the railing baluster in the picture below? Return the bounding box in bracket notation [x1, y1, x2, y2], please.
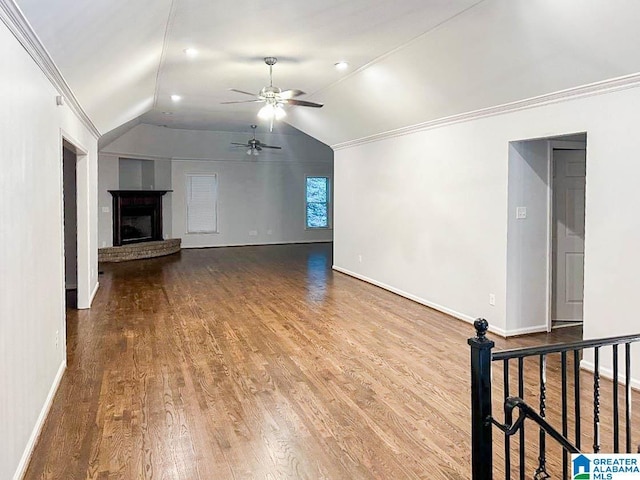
[613, 344, 619, 453]
[574, 349, 581, 451]
[504, 359, 511, 480]
[535, 354, 548, 479]
[518, 357, 525, 480]
[594, 346, 601, 453]
[561, 351, 568, 479]
[625, 342, 632, 453]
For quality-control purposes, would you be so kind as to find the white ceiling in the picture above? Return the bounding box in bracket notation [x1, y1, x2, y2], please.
[13, 0, 640, 146]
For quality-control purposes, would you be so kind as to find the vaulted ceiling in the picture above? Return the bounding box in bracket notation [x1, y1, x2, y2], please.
[14, 0, 640, 146]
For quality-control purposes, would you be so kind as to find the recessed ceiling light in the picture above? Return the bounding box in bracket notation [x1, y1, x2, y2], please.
[334, 61, 349, 71]
[183, 48, 198, 57]
[162, 111, 173, 115]
[171, 94, 182, 102]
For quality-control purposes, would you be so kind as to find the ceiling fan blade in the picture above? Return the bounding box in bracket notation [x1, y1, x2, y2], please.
[279, 89, 306, 99]
[231, 143, 249, 146]
[261, 145, 282, 149]
[220, 99, 263, 104]
[229, 88, 257, 97]
[285, 99, 324, 108]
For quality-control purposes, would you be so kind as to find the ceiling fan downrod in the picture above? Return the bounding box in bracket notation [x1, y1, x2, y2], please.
[264, 57, 277, 87]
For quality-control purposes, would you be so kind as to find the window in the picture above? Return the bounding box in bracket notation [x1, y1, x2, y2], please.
[305, 176, 330, 228]
[186, 174, 218, 233]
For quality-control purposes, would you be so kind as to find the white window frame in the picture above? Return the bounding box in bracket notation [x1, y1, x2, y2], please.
[186, 173, 219, 234]
[305, 175, 331, 229]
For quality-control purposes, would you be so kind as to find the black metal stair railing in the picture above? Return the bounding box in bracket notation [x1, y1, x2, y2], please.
[469, 318, 640, 480]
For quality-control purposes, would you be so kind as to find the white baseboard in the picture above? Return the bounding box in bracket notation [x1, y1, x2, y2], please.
[181, 240, 332, 249]
[13, 360, 66, 480]
[502, 324, 550, 337]
[78, 281, 99, 309]
[580, 360, 640, 391]
[331, 266, 552, 338]
[331, 264, 493, 331]
[89, 281, 99, 305]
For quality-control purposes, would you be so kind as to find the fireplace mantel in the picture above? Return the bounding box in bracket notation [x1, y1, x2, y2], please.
[109, 190, 172, 246]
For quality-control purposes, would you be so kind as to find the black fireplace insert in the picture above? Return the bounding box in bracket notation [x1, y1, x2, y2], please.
[109, 190, 171, 246]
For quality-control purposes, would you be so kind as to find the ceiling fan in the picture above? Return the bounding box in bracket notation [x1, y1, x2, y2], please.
[231, 125, 282, 156]
[222, 57, 323, 130]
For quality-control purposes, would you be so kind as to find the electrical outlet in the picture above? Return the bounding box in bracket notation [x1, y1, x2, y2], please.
[55, 330, 59, 349]
[249, 230, 258, 236]
[489, 293, 496, 306]
[358, 254, 362, 263]
[516, 207, 527, 219]
[267, 229, 272, 235]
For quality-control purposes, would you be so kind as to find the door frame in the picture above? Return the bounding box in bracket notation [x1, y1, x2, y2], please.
[59, 130, 90, 311]
[545, 140, 587, 331]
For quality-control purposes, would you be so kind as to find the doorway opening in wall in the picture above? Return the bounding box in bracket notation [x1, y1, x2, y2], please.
[551, 138, 586, 330]
[506, 133, 586, 336]
[63, 140, 78, 309]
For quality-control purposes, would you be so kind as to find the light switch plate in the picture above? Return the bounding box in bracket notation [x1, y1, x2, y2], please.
[102, 206, 110, 213]
[516, 207, 527, 219]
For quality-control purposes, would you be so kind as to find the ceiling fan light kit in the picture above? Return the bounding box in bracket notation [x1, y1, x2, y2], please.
[223, 57, 323, 131]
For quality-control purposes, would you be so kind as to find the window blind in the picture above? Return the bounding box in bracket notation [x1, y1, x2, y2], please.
[186, 174, 217, 233]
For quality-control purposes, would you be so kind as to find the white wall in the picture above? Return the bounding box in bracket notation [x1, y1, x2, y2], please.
[98, 154, 118, 248]
[0, 19, 98, 480]
[172, 159, 332, 247]
[332, 81, 640, 375]
[100, 124, 334, 248]
[506, 140, 550, 335]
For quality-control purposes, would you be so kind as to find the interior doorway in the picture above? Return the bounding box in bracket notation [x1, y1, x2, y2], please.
[63, 141, 78, 309]
[505, 133, 586, 336]
[551, 146, 586, 328]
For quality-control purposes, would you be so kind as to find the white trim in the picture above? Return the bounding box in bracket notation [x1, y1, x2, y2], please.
[331, 265, 548, 338]
[546, 141, 554, 332]
[549, 140, 587, 151]
[503, 324, 550, 337]
[581, 360, 640, 392]
[12, 360, 66, 480]
[181, 240, 332, 249]
[87, 281, 100, 306]
[331, 73, 640, 151]
[0, 0, 100, 138]
[331, 265, 495, 330]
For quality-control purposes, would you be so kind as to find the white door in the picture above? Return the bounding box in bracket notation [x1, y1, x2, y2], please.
[552, 149, 586, 322]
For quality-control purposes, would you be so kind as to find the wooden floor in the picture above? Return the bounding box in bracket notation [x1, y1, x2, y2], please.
[26, 243, 623, 479]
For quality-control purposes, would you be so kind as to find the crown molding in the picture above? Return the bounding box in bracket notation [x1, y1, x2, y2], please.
[0, 0, 101, 138]
[331, 72, 640, 151]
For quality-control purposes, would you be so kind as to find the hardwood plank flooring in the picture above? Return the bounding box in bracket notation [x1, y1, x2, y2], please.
[23, 243, 636, 479]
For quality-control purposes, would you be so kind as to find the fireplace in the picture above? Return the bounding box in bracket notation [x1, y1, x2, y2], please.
[109, 190, 171, 246]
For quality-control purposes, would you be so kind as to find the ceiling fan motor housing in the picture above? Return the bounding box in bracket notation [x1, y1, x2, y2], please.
[260, 86, 281, 99]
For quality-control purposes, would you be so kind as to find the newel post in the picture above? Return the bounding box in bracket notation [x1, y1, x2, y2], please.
[468, 318, 495, 480]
